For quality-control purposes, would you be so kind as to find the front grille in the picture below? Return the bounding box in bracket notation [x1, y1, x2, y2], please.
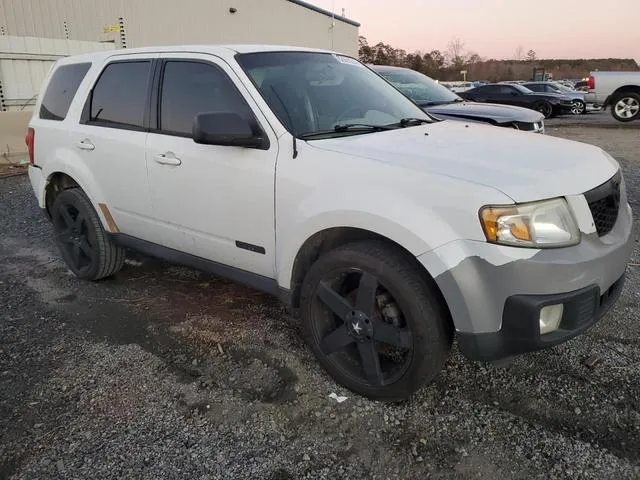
[584, 171, 621, 236]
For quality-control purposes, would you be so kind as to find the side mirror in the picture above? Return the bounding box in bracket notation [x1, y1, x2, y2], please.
[192, 112, 268, 149]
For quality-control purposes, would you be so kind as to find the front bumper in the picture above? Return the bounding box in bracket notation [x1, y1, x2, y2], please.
[458, 274, 625, 361]
[417, 199, 633, 361]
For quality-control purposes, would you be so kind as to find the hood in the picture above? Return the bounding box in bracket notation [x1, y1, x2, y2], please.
[426, 102, 544, 124]
[307, 121, 618, 202]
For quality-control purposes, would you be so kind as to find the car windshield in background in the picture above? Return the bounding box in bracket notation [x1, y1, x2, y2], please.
[236, 52, 431, 138]
[555, 84, 574, 92]
[376, 69, 461, 106]
[512, 84, 535, 94]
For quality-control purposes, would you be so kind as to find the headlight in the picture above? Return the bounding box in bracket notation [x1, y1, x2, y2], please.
[479, 198, 580, 248]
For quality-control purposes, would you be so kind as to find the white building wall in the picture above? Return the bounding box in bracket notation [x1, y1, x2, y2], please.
[0, 0, 359, 55]
[0, 36, 113, 110]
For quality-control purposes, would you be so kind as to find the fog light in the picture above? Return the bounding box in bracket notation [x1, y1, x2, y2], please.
[539, 304, 564, 334]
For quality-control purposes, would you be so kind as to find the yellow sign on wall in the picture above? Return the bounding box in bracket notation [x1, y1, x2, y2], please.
[103, 24, 120, 33]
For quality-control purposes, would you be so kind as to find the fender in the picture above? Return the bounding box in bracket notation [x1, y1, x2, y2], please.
[273, 140, 514, 290]
[274, 189, 503, 289]
[40, 146, 110, 230]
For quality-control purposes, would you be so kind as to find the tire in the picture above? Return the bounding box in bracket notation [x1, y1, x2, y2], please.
[534, 101, 553, 119]
[570, 99, 586, 115]
[51, 188, 125, 280]
[300, 240, 452, 400]
[611, 92, 640, 122]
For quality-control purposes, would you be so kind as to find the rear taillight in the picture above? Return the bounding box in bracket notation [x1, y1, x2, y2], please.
[587, 75, 595, 90]
[25, 127, 35, 165]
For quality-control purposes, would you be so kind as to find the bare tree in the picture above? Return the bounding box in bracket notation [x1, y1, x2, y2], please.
[446, 37, 467, 69]
[526, 49, 537, 62]
[514, 45, 524, 61]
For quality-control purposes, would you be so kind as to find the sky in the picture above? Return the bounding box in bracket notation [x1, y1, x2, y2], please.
[312, 0, 640, 61]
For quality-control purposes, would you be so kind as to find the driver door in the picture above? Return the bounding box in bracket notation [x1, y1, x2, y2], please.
[145, 54, 278, 278]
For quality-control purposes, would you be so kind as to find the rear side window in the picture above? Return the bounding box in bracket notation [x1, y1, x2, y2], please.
[39, 63, 91, 121]
[88, 61, 151, 128]
[159, 61, 253, 136]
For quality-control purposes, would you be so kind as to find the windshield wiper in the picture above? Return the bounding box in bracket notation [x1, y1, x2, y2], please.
[397, 118, 431, 127]
[418, 99, 463, 107]
[334, 123, 395, 132]
[298, 123, 395, 139]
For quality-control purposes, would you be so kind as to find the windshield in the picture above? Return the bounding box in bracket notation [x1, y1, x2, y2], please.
[236, 52, 431, 137]
[375, 68, 461, 105]
[555, 84, 574, 92]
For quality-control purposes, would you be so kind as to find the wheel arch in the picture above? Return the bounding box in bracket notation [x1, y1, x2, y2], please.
[284, 226, 453, 329]
[41, 163, 110, 230]
[606, 85, 640, 106]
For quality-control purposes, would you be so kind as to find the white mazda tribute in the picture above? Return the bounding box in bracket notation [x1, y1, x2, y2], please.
[27, 45, 633, 400]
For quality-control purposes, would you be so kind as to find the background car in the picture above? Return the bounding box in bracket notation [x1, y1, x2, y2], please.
[522, 81, 586, 115]
[589, 71, 640, 122]
[372, 66, 544, 133]
[459, 83, 575, 118]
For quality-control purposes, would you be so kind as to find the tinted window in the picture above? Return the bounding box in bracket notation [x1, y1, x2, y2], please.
[477, 85, 500, 94]
[525, 84, 544, 92]
[160, 61, 253, 136]
[497, 85, 518, 94]
[90, 61, 151, 128]
[39, 63, 91, 121]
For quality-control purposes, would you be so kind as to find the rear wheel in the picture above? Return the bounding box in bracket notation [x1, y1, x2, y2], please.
[534, 101, 553, 119]
[300, 241, 452, 400]
[611, 92, 640, 122]
[51, 189, 125, 280]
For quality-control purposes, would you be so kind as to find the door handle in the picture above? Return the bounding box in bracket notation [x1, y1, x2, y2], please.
[153, 152, 182, 166]
[76, 139, 95, 151]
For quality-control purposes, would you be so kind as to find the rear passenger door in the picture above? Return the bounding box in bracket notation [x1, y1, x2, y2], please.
[73, 54, 157, 239]
[145, 54, 278, 278]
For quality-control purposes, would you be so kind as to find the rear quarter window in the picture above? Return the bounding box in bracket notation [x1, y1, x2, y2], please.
[39, 63, 91, 121]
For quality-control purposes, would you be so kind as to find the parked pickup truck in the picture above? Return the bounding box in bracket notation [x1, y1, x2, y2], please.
[588, 71, 640, 122]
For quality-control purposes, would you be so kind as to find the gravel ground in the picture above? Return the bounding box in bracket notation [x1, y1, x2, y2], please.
[545, 110, 640, 129]
[1, 126, 639, 480]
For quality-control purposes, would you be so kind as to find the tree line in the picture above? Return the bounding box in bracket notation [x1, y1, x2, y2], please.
[358, 36, 640, 82]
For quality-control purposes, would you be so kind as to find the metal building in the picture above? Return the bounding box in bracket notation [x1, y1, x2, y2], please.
[0, 0, 359, 111]
[0, 0, 360, 54]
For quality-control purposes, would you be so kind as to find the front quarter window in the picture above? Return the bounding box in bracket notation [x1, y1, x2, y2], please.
[236, 52, 431, 138]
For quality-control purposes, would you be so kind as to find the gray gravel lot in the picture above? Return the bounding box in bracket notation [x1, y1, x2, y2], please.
[545, 109, 638, 128]
[1, 126, 639, 480]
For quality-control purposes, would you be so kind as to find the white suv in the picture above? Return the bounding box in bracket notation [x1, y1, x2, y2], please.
[27, 45, 633, 400]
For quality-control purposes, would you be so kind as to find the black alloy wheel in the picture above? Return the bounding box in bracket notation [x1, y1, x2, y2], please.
[535, 101, 553, 119]
[54, 200, 94, 271]
[300, 241, 452, 400]
[51, 188, 125, 280]
[313, 269, 413, 387]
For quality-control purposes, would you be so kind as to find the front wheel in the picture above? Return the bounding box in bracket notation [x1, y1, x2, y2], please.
[534, 101, 553, 119]
[570, 99, 586, 115]
[611, 93, 640, 122]
[51, 189, 125, 280]
[300, 241, 452, 400]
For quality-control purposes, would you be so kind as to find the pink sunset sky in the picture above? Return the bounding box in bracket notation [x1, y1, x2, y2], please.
[312, 0, 640, 61]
